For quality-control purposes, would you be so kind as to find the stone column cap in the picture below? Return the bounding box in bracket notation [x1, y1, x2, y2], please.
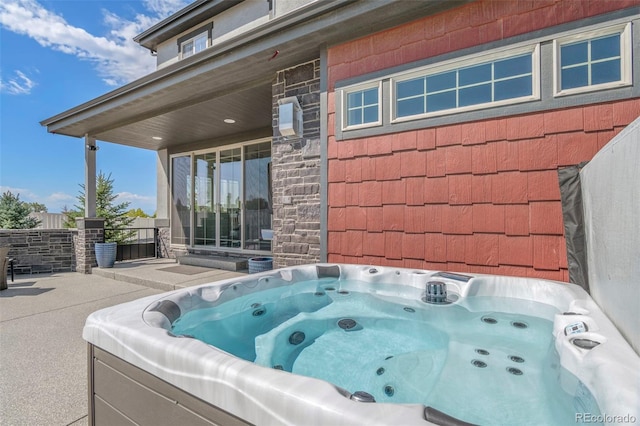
[75, 217, 105, 229]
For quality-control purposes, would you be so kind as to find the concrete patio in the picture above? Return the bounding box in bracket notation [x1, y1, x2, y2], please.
[0, 259, 247, 425]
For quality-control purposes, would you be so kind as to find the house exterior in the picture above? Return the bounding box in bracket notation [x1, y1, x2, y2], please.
[42, 0, 640, 280]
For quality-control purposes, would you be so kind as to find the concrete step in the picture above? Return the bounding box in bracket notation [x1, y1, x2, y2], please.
[177, 254, 248, 272]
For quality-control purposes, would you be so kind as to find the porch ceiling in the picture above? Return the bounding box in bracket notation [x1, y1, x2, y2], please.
[87, 81, 274, 150]
[42, 0, 467, 151]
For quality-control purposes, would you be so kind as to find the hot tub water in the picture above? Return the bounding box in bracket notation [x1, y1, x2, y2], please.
[171, 278, 602, 425]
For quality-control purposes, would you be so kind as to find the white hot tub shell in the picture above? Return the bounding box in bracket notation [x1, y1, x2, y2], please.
[83, 264, 640, 425]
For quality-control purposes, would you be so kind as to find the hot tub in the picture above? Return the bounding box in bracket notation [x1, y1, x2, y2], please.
[83, 264, 639, 425]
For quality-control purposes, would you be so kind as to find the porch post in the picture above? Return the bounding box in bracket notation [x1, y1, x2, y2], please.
[155, 149, 172, 258]
[85, 135, 97, 218]
[75, 135, 101, 273]
[75, 218, 104, 274]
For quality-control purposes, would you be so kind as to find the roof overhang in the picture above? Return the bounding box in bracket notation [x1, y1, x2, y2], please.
[41, 0, 467, 151]
[134, 0, 243, 52]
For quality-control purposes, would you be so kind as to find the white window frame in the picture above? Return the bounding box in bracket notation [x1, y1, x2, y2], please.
[389, 44, 540, 123]
[180, 32, 209, 59]
[553, 22, 632, 97]
[170, 137, 272, 252]
[339, 81, 383, 131]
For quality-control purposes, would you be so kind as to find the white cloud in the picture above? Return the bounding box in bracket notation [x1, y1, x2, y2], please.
[143, 0, 188, 18]
[0, 0, 188, 87]
[0, 187, 156, 213]
[116, 191, 155, 203]
[0, 185, 39, 200]
[116, 191, 156, 213]
[0, 186, 78, 213]
[44, 192, 77, 212]
[0, 69, 37, 95]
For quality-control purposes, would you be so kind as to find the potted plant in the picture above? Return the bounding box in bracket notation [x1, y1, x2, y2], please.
[248, 257, 273, 274]
[94, 240, 117, 268]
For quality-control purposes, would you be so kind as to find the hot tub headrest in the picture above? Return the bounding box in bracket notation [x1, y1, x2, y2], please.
[316, 264, 341, 279]
[424, 407, 478, 426]
[148, 300, 181, 324]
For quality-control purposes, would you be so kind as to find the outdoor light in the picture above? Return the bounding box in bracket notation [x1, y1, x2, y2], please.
[86, 144, 99, 151]
[277, 96, 303, 138]
[152, 136, 163, 140]
[224, 118, 236, 124]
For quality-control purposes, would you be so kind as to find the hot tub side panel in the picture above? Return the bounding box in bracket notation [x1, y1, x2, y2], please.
[87, 344, 252, 426]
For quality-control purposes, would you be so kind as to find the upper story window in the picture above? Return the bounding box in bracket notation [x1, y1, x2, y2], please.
[177, 23, 213, 60]
[391, 45, 539, 121]
[341, 82, 381, 130]
[181, 32, 208, 59]
[554, 23, 632, 96]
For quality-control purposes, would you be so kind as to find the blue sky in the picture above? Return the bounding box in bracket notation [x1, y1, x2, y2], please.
[1, 0, 189, 214]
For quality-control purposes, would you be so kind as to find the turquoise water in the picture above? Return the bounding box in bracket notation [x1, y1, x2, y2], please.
[171, 278, 602, 425]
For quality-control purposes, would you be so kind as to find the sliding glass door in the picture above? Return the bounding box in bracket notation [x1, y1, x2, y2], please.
[171, 140, 271, 252]
[194, 153, 216, 246]
[219, 148, 242, 248]
[244, 142, 272, 251]
[171, 155, 191, 245]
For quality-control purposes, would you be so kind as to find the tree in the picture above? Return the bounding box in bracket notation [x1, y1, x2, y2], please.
[0, 191, 41, 229]
[126, 208, 150, 218]
[26, 202, 48, 213]
[63, 172, 134, 243]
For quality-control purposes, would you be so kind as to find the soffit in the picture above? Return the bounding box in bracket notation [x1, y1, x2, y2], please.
[42, 0, 467, 151]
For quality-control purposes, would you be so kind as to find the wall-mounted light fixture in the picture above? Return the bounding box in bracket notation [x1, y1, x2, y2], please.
[277, 96, 303, 139]
[86, 144, 99, 151]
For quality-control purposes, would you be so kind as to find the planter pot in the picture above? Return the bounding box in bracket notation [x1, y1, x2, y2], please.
[95, 242, 117, 268]
[248, 257, 273, 274]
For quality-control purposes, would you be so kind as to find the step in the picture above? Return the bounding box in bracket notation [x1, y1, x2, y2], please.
[177, 254, 248, 272]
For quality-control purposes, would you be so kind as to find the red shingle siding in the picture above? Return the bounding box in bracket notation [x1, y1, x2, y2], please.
[327, 0, 640, 81]
[327, 101, 640, 279]
[326, 0, 640, 280]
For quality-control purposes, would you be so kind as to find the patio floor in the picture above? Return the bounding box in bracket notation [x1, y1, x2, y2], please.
[0, 259, 247, 425]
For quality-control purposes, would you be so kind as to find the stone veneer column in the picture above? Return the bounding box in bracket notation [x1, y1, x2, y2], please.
[154, 218, 173, 259]
[271, 59, 322, 268]
[75, 218, 104, 274]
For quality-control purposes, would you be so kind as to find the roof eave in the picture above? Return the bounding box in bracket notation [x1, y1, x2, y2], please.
[133, 0, 244, 51]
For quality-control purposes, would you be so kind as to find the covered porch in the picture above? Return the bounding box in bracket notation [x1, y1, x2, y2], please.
[40, 0, 464, 270]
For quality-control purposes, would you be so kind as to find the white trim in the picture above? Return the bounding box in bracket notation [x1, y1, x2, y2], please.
[180, 31, 209, 59]
[339, 81, 382, 131]
[390, 44, 540, 123]
[169, 153, 193, 247]
[170, 137, 272, 252]
[335, 14, 639, 134]
[553, 22, 632, 97]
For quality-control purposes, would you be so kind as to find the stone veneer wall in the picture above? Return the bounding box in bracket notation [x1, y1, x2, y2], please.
[271, 59, 322, 268]
[157, 227, 173, 259]
[75, 218, 105, 274]
[0, 229, 77, 274]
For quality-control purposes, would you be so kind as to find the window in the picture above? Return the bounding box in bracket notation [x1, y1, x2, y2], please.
[341, 82, 381, 129]
[170, 140, 272, 252]
[554, 23, 631, 96]
[335, 17, 635, 140]
[181, 32, 208, 59]
[392, 46, 538, 121]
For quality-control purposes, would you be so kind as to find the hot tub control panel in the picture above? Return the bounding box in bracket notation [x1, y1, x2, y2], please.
[564, 321, 588, 336]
